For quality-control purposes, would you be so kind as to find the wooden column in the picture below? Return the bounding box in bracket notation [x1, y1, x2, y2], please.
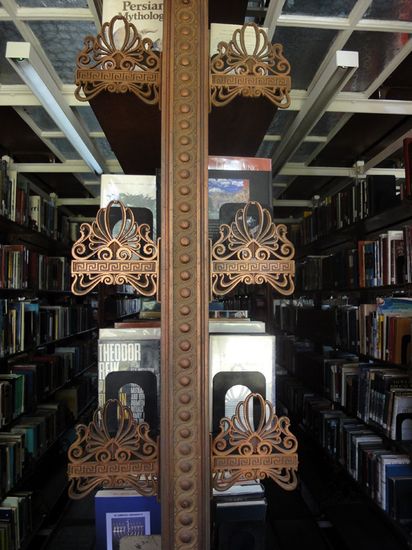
[160, 0, 210, 548]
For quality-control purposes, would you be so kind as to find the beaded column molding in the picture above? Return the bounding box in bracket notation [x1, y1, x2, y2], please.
[211, 201, 295, 297]
[210, 23, 291, 108]
[67, 399, 158, 499]
[75, 15, 160, 104]
[71, 200, 159, 297]
[212, 393, 298, 492]
[160, 0, 210, 548]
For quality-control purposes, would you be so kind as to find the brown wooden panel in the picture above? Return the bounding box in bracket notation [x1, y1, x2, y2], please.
[209, 96, 277, 157]
[209, 0, 248, 25]
[89, 92, 161, 175]
[0, 106, 56, 163]
[160, 0, 210, 549]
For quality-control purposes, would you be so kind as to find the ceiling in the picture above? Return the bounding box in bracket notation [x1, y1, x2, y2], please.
[0, 0, 412, 221]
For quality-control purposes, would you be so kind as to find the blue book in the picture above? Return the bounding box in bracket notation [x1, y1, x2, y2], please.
[385, 463, 412, 512]
[95, 490, 161, 550]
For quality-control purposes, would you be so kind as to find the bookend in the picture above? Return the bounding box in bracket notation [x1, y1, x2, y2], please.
[67, 399, 158, 499]
[71, 200, 159, 297]
[211, 393, 298, 491]
[210, 201, 296, 297]
[75, 15, 160, 105]
[210, 22, 291, 109]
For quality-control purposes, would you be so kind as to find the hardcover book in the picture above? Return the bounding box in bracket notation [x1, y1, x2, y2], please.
[98, 328, 160, 430]
[208, 157, 272, 242]
[209, 334, 276, 431]
[100, 174, 159, 239]
[95, 490, 160, 550]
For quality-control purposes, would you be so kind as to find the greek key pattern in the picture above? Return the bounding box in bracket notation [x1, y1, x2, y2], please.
[67, 400, 158, 499]
[210, 23, 291, 108]
[212, 393, 298, 492]
[75, 15, 160, 104]
[211, 201, 295, 297]
[71, 200, 159, 297]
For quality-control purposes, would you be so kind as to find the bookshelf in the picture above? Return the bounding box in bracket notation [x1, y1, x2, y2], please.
[0, 162, 99, 549]
[272, 174, 412, 544]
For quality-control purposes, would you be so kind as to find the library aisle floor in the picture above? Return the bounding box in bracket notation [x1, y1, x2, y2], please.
[34, 422, 410, 550]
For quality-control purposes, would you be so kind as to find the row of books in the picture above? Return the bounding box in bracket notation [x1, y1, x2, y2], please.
[0, 339, 95, 426]
[0, 244, 71, 291]
[0, 160, 71, 243]
[0, 372, 97, 501]
[273, 298, 412, 365]
[0, 300, 95, 357]
[105, 297, 141, 319]
[277, 371, 412, 521]
[297, 228, 412, 291]
[0, 491, 33, 550]
[299, 175, 399, 246]
[276, 334, 412, 442]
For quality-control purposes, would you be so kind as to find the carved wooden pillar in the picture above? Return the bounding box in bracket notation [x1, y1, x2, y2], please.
[160, 0, 210, 548]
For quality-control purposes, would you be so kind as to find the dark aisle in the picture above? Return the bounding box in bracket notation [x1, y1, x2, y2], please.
[38, 427, 411, 550]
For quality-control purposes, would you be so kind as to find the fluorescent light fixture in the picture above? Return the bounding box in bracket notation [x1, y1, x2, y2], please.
[6, 41, 105, 175]
[271, 50, 359, 177]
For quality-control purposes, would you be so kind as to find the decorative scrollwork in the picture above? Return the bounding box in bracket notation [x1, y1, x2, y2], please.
[75, 15, 160, 104]
[68, 399, 158, 499]
[71, 200, 159, 296]
[210, 201, 295, 297]
[212, 393, 298, 491]
[210, 23, 291, 108]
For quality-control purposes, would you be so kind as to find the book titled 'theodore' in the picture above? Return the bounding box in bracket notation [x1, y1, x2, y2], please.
[98, 328, 160, 430]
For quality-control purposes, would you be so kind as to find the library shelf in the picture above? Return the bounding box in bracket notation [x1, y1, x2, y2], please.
[297, 199, 412, 260]
[4, 326, 98, 360]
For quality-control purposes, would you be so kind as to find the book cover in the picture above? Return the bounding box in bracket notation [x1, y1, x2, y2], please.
[100, 175, 158, 239]
[102, 1, 163, 50]
[209, 333, 276, 430]
[98, 328, 160, 430]
[95, 490, 160, 550]
[106, 511, 150, 550]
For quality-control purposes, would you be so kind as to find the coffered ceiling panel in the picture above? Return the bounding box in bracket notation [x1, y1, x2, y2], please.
[344, 31, 410, 92]
[363, 0, 412, 22]
[0, 22, 23, 84]
[282, 0, 357, 18]
[28, 20, 98, 83]
[272, 27, 338, 90]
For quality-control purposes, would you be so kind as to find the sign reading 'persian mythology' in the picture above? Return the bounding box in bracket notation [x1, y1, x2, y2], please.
[102, 0, 163, 49]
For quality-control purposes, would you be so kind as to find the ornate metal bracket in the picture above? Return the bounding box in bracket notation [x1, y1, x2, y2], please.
[68, 400, 158, 499]
[211, 393, 298, 492]
[210, 201, 295, 297]
[75, 15, 160, 104]
[71, 200, 159, 297]
[210, 23, 291, 108]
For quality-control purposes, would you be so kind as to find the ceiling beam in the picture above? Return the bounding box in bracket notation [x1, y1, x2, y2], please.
[11, 159, 122, 173]
[56, 197, 100, 206]
[273, 199, 313, 207]
[364, 129, 412, 173]
[271, 50, 359, 176]
[279, 163, 405, 178]
[16, 7, 94, 20]
[264, 0, 286, 40]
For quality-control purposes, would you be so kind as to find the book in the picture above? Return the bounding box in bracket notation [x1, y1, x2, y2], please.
[209, 333, 276, 431]
[98, 328, 160, 430]
[100, 175, 159, 239]
[102, 1, 163, 50]
[95, 490, 161, 550]
[208, 157, 272, 241]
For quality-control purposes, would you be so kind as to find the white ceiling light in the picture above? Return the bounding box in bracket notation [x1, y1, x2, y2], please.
[271, 50, 359, 177]
[6, 41, 105, 175]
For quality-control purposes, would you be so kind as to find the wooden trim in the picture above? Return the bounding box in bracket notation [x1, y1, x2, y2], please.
[160, 0, 210, 548]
